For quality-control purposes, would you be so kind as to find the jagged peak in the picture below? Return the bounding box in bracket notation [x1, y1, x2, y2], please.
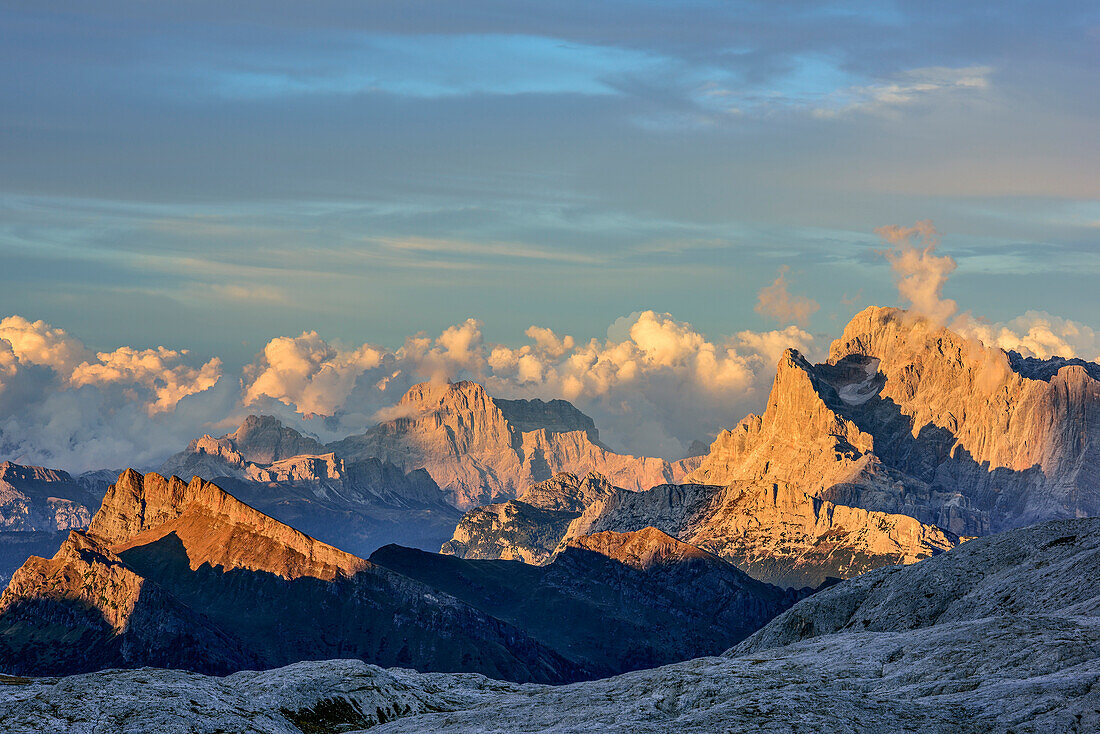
[54, 528, 115, 561]
[232, 413, 285, 434]
[399, 380, 489, 406]
[518, 471, 617, 512]
[88, 469, 368, 580]
[1006, 350, 1100, 383]
[225, 414, 325, 463]
[564, 528, 718, 571]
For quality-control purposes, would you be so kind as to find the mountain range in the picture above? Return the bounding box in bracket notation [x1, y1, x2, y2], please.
[441, 470, 958, 588]
[4, 514, 1096, 733]
[0, 468, 795, 681]
[441, 306, 1100, 587]
[0, 461, 114, 586]
[688, 306, 1099, 534]
[329, 380, 702, 509]
[0, 303, 1098, 732]
[159, 414, 462, 556]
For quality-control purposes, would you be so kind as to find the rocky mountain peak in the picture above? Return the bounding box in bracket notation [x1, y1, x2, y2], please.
[332, 381, 697, 509]
[397, 380, 493, 412]
[563, 527, 717, 571]
[495, 397, 606, 446]
[88, 470, 368, 581]
[690, 305, 1100, 535]
[0, 461, 73, 485]
[226, 415, 325, 464]
[517, 471, 617, 513]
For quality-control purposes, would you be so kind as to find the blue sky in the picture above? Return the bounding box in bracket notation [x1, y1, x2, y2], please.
[2, 1, 1098, 368]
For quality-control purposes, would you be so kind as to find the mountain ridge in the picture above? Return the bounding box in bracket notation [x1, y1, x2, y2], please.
[442, 470, 958, 587]
[688, 306, 1100, 534]
[0, 469, 585, 682]
[329, 380, 700, 509]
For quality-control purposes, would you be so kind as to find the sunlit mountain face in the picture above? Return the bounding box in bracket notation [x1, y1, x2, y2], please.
[1, 3, 1098, 733]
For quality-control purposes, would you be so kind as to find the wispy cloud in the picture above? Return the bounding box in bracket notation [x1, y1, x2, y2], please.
[812, 65, 993, 118]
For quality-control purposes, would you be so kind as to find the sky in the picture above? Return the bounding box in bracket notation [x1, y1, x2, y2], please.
[0, 1, 1098, 469]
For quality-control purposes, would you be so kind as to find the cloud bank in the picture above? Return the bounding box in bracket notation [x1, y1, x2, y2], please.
[243, 311, 819, 460]
[0, 229, 1096, 472]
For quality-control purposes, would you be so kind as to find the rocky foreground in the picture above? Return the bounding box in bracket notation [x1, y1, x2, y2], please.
[3, 516, 1098, 733]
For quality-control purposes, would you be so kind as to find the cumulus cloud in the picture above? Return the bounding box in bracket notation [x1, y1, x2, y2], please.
[242, 331, 385, 416]
[243, 311, 820, 459]
[959, 311, 1100, 361]
[877, 220, 959, 324]
[755, 266, 820, 326]
[3, 268, 1095, 473]
[0, 316, 223, 415]
[71, 347, 222, 414]
[0, 315, 231, 472]
[0, 316, 89, 375]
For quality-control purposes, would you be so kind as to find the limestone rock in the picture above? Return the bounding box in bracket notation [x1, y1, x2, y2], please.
[375, 527, 798, 677]
[0, 470, 585, 683]
[0, 461, 104, 533]
[442, 471, 957, 588]
[0, 659, 497, 734]
[6, 518, 1099, 733]
[0, 530, 258, 675]
[688, 306, 1100, 534]
[0, 461, 110, 586]
[159, 416, 462, 556]
[329, 381, 699, 509]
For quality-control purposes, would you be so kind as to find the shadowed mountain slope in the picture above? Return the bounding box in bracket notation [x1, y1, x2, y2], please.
[0, 470, 583, 682]
[373, 527, 799, 676]
[159, 416, 462, 556]
[9, 518, 1100, 733]
[688, 306, 1100, 534]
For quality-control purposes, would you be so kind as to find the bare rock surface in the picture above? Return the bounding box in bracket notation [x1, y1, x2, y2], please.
[0, 461, 104, 533]
[734, 516, 1100, 654]
[444, 471, 957, 588]
[5, 518, 1099, 733]
[329, 381, 699, 509]
[0, 460, 112, 586]
[159, 416, 462, 556]
[688, 306, 1100, 535]
[0, 659, 518, 734]
[0, 470, 584, 683]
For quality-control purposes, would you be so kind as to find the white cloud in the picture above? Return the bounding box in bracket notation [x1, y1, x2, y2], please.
[1, 262, 1095, 472]
[0, 315, 222, 415]
[0, 316, 90, 375]
[959, 311, 1100, 361]
[242, 331, 385, 416]
[0, 316, 231, 471]
[877, 220, 959, 324]
[813, 65, 993, 118]
[244, 311, 821, 459]
[755, 266, 820, 326]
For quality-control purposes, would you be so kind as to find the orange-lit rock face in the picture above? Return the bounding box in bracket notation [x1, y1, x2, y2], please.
[689, 306, 1100, 535]
[331, 380, 700, 510]
[0, 469, 584, 682]
[91, 470, 368, 581]
[563, 527, 717, 571]
[443, 470, 958, 588]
